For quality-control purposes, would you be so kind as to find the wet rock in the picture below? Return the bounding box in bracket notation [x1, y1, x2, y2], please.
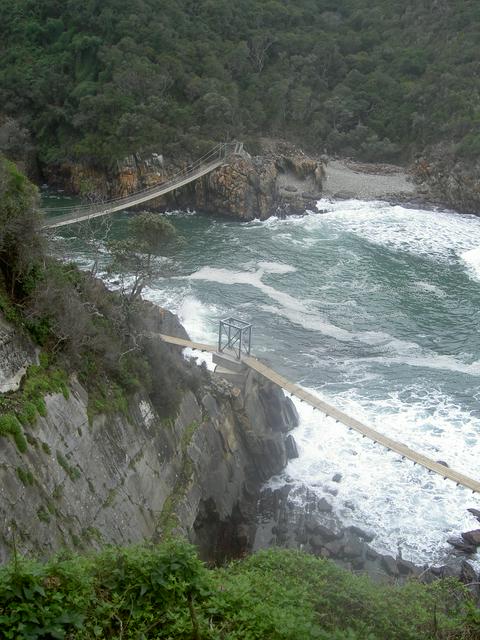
[285, 434, 299, 459]
[461, 529, 480, 546]
[325, 486, 338, 496]
[342, 540, 364, 559]
[332, 473, 342, 483]
[447, 537, 477, 554]
[366, 547, 379, 560]
[317, 498, 333, 513]
[468, 508, 480, 522]
[460, 560, 477, 585]
[283, 185, 298, 192]
[352, 557, 365, 570]
[308, 524, 340, 542]
[381, 555, 399, 576]
[346, 525, 374, 542]
[436, 460, 450, 467]
[324, 539, 345, 557]
[397, 559, 419, 576]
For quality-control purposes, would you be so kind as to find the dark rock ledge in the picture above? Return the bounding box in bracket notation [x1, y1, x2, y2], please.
[251, 482, 480, 601]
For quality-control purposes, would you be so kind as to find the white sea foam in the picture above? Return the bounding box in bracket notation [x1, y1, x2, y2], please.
[462, 246, 480, 282]
[322, 201, 480, 267]
[187, 266, 355, 340]
[276, 390, 480, 566]
[413, 281, 447, 297]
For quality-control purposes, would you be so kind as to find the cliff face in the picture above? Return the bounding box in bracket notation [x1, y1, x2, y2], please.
[0, 312, 298, 563]
[43, 141, 325, 220]
[412, 146, 480, 214]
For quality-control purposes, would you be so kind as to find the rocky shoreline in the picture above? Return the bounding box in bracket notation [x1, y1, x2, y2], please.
[41, 138, 461, 219]
[251, 481, 480, 600]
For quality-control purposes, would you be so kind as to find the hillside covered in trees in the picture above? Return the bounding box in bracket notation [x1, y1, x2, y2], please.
[0, 0, 479, 170]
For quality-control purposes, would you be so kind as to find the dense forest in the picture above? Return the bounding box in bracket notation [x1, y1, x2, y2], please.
[0, 0, 479, 169]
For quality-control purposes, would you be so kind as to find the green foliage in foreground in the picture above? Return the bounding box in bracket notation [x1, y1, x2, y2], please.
[0, 541, 478, 639]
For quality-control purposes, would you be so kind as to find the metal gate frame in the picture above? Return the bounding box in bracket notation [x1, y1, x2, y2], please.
[218, 317, 252, 360]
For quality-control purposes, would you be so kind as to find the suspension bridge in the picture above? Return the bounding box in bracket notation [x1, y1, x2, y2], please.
[42, 142, 245, 229]
[159, 331, 480, 495]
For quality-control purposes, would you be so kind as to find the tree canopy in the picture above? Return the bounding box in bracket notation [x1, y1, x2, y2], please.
[0, 0, 479, 167]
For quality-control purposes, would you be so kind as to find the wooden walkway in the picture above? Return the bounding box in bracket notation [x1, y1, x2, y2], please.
[160, 333, 480, 494]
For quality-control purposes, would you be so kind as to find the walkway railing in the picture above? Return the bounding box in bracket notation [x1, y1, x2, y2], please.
[43, 142, 243, 229]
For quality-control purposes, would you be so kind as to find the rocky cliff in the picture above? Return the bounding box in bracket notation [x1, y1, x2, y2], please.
[43, 140, 325, 220]
[0, 311, 298, 564]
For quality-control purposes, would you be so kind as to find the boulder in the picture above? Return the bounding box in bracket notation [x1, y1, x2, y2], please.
[342, 540, 364, 559]
[332, 473, 342, 483]
[324, 539, 345, 557]
[366, 547, 379, 560]
[467, 508, 480, 523]
[308, 524, 340, 542]
[381, 555, 399, 577]
[397, 559, 419, 576]
[346, 525, 374, 542]
[285, 434, 299, 460]
[317, 498, 333, 513]
[447, 537, 477, 554]
[461, 529, 480, 546]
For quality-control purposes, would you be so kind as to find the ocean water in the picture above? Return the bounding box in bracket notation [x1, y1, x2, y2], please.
[47, 197, 480, 566]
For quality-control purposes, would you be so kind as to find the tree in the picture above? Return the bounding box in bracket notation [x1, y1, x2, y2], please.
[107, 213, 178, 305]
[0, 156, 42, 297]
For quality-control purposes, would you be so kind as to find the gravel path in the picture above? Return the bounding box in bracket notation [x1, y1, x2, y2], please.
[323, 159, 418, 202]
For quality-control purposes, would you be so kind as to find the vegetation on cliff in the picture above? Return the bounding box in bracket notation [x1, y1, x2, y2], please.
[0, 0, 478, 170]
[0, 156, 203, 452]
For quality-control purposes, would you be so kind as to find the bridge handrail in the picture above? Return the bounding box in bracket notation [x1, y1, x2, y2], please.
[43, 144, 223, 213]
[43, 142, 238, 218]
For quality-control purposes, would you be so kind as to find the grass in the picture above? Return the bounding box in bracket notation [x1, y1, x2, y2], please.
[56, 450, 81, 482]
[15, 467, 34, 486]
[0, 356, 69, 453]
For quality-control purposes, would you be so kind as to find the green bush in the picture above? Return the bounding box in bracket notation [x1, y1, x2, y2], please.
[0, 543, 477, 640]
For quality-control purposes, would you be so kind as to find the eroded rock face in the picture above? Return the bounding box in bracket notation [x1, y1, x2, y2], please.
[412, 147, 480, 214]
[44, 141, 325, 221]
[0, 314, 37, 392]
[194, 150, 324, 220]
[0, 318, 296, 563]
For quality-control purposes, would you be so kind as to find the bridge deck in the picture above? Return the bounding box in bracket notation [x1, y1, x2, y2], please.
[160, 333, 480, 493]
[44, 159, 225, 229]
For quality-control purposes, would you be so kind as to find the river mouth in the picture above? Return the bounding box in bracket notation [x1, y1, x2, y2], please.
[48, 197, 480, 567]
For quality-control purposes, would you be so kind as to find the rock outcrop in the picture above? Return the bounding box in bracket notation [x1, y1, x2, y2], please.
[0, 310, 298, 564]
[412, 146, 480, 214]
[43, 140, 325, 221]
[253, 483, 480, 598]
[194, 145, 324, 220]
[0, 315, 37, 392]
